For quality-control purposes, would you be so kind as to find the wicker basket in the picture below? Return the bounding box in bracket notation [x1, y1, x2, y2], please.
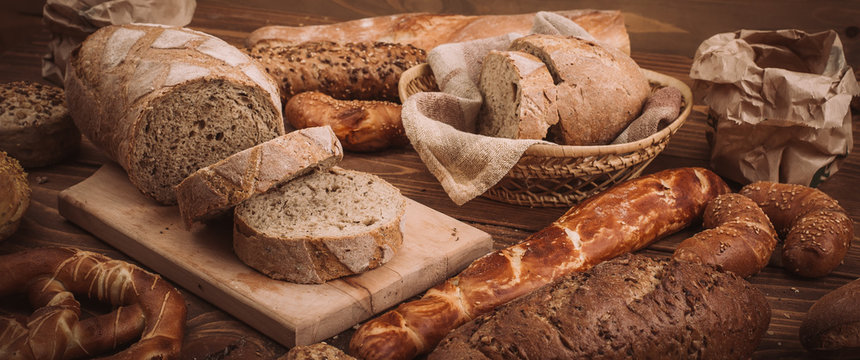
[398, 63, 692, 207]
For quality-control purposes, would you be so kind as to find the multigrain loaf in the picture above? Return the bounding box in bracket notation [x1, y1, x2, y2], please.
[234, 167, 406, 284]
[0, 81, 80, 168]
[0, 151, 29, 241]
[430, 254, 771, 359]
[509, 34, 650, 145]
[281, 342, 357, 360]
[478, 50, 558, 140]
[65, 24, 284, 204]
[175, 126, 343, 229]
[246, 40, 426, 103]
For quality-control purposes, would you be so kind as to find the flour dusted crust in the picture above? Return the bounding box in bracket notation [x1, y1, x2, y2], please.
[65, 24, 284, 204]
[0, 151, 29, 241]
[0, 81, 80, 168]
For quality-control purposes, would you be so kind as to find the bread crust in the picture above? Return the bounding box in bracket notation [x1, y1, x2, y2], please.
[0, 151, 29, 241]
[800, 277, 860, 352]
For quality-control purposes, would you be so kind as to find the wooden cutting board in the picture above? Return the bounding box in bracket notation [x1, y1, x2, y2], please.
[57, 163, 493, 347]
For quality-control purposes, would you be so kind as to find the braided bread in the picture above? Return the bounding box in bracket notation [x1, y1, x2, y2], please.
[739, 182, 853, 278]
[349, 167, 730, 360]
[0, 247, 186, 359]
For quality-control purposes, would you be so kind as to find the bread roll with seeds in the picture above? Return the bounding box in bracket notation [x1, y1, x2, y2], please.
[0, 151, 29, 241]
[65, 24, 284, 204]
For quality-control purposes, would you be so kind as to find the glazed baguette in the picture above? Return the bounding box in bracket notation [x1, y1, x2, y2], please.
[246, 10, 631, 55]
[65, 24, 284, 204]
[430, 254, 770, 359]
[349, 167, 731, 360]
[247, 41, 425, 103]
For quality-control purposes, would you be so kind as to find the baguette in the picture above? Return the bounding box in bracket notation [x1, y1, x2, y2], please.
[246, 10, 631, 55]
[349, 167, 730, 360]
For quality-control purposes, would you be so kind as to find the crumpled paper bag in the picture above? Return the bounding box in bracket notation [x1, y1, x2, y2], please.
[402, 11, 680, 205]
[42, 0, 197, 85]
[690, 29, 859, 186]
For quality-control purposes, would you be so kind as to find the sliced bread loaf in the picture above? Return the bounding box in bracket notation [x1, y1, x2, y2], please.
[65, 24, 284, 204]
[509, 34, 650, 145]
[234, 167, 406, 284]
[478, 50, 558, 140]
[175, 126, 343, 229]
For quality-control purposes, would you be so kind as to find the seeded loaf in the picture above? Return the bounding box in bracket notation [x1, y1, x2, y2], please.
[246, 40, 426, 103]
[234, 167, 406, 284]
[0, 81, 80, 168]
[0, 151, 30, 241]
[430, 253, 771, 359]
[65, 24, 284, 204]
[509, 34, 650, 145]
[281, 342, 356, 360]
[175, 126, 343, 229]
[478, 50, 558, 140]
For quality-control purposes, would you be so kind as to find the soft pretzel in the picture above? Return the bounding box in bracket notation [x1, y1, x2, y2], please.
[349, 167, 730, 360]
[0, 247, 186, 359]
[739, 182, 853, 278]
[673, 193, 779, 278]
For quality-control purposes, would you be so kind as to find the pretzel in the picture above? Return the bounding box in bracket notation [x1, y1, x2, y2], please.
[739, 182, 853, 278]
[0, 247, 186, 359]
[673, 193, 779, 277]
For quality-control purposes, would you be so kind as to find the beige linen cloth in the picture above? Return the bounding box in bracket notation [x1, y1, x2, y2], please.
[402, 11, 681, 205]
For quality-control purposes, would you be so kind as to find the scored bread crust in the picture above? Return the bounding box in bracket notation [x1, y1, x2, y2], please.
[174, 126, 344, 229]
[478, 50, 558, 140]
[233, 167, 406, 284]
[0, 151, 30, 241]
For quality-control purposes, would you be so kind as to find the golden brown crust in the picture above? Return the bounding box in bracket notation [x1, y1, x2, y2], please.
[673, 193, 779, 277]
[349, 167, 730, 360]
[285, 92, 407, 152]
[0, 151, 29, 241]
[739, 182, 853, 278]
[0, 247, 187, 360]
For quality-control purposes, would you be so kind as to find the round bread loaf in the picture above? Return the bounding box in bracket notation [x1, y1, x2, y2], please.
[0, 151, 30, 241]
[509, 34, 650, 145]
[233, 167, 406, 284]
[0, 81, 80, 168]
[800, 277, 860, 353]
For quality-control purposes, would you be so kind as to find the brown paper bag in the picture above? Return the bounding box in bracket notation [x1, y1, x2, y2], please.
[42, 0, 197, 85]
[690, 29, 859, 186]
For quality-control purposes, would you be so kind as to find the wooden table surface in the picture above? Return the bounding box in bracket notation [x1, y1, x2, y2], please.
[1, 1, 859, 359]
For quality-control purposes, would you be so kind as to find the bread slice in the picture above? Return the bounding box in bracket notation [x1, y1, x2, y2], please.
[0, 151, 30, 241]
[509, 34, 650, 145]
[175, 126, 343, 229]
[234, 167, 406, 284]
[0, 81, 80, 168]
[478, 50, 558, 140]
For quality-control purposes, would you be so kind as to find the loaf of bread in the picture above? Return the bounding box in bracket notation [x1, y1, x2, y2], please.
[281, 342, 357, 360]
[349, 167, 730, 360]
[234, 167, 406, 284]
[284, 92, 407, 152]
[478, 51, 559, 140]
[65, 24, 284, 204]
[509, 34, 650, 145]
[0, 151, 29, 241]
[800, 277, 860, 353]
[430, 254, 770, 359]
[0, 81, 80, 168]
[246, 40, 425, 103]
[246, 10, 631, 55]
[175, 126, 343, 228]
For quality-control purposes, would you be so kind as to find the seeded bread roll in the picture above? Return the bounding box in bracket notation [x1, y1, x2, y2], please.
[65, 24, 284, 204]
[430, 254, 771, 359]
[509, 34, 650, 145]
[175, 126, 343, 229]
[281, 342, 357, 360]
[234, 167, 406, 284]
[0, 151, 30, 241]
[0, 81, 80, 168]
[478, 51, 559, 140]
[246, 40, 426, 103]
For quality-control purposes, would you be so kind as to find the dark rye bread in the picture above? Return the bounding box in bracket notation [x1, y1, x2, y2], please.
[509, 34, 650, 145]
[65, 24, 284, 204]
[0, 81, 80, 168]
[175, 126, 343, 228]
[234, 167, 406, 284]
[246, 40, 426, 103]
[478, 50, 558, 140]
[430, 253, 770, 359]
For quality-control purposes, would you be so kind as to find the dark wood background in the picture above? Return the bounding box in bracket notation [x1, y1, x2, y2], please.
[0, 0, 859, 359]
